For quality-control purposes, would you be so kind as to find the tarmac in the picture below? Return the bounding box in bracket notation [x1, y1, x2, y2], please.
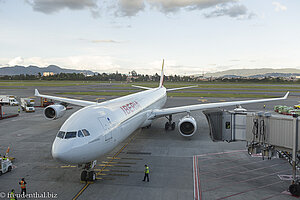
[0, 84, 299, 200]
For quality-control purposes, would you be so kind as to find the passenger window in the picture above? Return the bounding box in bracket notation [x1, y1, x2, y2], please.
[82, 129, 90, 136]
[78, 130, 84, 138]
[57, 131, 65, 139]
[65, 132, 77, 139]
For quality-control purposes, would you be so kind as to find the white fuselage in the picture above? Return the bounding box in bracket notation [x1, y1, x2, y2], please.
[52, 87, 167, 164]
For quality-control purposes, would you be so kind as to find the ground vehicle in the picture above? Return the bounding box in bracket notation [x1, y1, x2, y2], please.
[41, 98, 54, 107]
[0, 158, 12, 175]
[21, 98, 35, 112]
[294, 104, 300, 109]
[0, 95, 19, 106]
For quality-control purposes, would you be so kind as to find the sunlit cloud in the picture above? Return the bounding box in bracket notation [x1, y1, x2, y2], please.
[272, 2, 287, 12]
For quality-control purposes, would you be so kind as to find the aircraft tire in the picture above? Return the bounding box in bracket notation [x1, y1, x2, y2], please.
[165, 122, 170, 130]
[289, 184, 300, 196]
[81, 171, 87, 181]
[88, 171, 95, 181]
[171, 122, 175, 130]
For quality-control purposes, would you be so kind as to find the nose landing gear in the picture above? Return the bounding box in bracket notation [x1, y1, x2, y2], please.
[80, 160, 97, 182]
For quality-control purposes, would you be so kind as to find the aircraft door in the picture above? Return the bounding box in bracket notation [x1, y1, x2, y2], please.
[98, 117, 112, 142]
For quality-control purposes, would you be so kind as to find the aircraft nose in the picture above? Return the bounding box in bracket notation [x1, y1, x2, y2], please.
[52, 139, 73, 163]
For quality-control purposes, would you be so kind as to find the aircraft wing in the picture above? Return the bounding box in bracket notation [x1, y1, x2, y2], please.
[151, 92, 289, 118]
[34, 89, 96, 107]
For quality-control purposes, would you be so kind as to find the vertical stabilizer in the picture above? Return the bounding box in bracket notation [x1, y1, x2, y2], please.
[159, 59, 164, 88]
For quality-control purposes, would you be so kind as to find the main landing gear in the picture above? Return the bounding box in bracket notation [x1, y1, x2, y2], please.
[165, 115, 175, 130]
[80, 160, 97, 182]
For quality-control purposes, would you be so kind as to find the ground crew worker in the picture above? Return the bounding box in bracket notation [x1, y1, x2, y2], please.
[10, 189, 16, 200]
[264, 104, 266, 109]
[18, 108, 20, 113]
[3, 155, 7, 160]
[143, 164, 149, 182]
[19, 178, 26, 196]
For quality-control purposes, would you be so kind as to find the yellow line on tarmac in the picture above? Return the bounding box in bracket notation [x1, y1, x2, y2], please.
[98, 164, 114, 167]
[72, 131, 139, 200]
[61, 165, 76, 168]
[106, 157, 120, 159]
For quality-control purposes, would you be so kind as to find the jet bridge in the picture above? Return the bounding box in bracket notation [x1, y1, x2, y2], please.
[203, 109, 300, 196]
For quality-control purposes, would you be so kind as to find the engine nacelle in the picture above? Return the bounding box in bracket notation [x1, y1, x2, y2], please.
[44, 105, 66, 120]
[178, 115, 197, 137]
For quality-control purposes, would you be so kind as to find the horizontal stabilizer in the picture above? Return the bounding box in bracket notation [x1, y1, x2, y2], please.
[166, 85, 198, 91]
[132, 85, 153, 90]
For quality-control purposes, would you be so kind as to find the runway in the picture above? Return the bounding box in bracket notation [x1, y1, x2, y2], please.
[0, 84, 298, 200]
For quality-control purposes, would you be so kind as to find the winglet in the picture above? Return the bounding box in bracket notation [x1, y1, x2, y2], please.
[159, 59, 164, 88]
[283, 91, 289, 99]
[34, 89, 40, 96]
[132, 85, 152, 90]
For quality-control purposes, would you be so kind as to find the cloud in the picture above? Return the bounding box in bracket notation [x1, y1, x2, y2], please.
[204, 4, 255, 19]
[78, 38, 121, 43]
[25, 0, 100, 15]
[91, 39, 120, 43]
[117, 0, 145, 16]
[147, 0, 235, 13]
[24, 0, 255, 20]
[8, 57, 24, 66]
[272, 2, 287, 12]
[1, 55, 122, 73]
[116, 0, 237, 16]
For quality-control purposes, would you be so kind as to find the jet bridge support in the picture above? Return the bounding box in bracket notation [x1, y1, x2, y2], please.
[204, 110, 300, 196]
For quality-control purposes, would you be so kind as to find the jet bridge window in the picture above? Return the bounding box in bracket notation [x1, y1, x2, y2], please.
[82, 129, 90, 136]
[65, 131, 77, 139]
[57, 131, 65, 139]
[78, 130, 84, 138]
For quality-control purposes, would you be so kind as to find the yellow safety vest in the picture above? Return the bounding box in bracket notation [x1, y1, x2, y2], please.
[145, 167, 149, 174]
[10, 192, 15, 200]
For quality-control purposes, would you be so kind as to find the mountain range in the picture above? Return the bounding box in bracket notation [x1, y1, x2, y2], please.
[1, 65, 300, 78]
[0, 65, 95, 76]
[204, 68, 300, 77]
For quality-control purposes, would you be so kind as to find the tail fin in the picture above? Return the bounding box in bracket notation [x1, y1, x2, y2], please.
[159, 59, 164, 88]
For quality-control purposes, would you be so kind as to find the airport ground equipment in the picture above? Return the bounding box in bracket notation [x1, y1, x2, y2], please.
[0, 104, 19, 120]
[0, 158, 12, 175]
[20, 98, 35, 112]
[294, 105, 300, 109]
[0, 95, 19, 106]
[204, 109, 300, 196]
[40, 97, 53, 107]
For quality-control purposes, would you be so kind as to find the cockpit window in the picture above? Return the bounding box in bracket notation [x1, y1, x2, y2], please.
[65, 131, 77, 139]
[82, 129, 90, 136]
[57, 131, 65, 139]
[78, 130, 84, 138]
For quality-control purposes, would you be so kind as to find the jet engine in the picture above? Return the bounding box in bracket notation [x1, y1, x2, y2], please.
[178, 115, 197, 137]
[44, 104, 66, 120]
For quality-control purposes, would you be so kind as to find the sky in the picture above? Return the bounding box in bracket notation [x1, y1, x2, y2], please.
[0, 0, 299, 75]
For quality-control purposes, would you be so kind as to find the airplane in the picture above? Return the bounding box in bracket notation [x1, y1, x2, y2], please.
[34, 60, 289, 181]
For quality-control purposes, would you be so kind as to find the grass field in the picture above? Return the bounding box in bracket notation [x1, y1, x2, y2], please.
[0, 80, 295, 98]
[1, 80, 300, 89]
[0, 87, 26, 89]
[56, 91, 278, 98]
